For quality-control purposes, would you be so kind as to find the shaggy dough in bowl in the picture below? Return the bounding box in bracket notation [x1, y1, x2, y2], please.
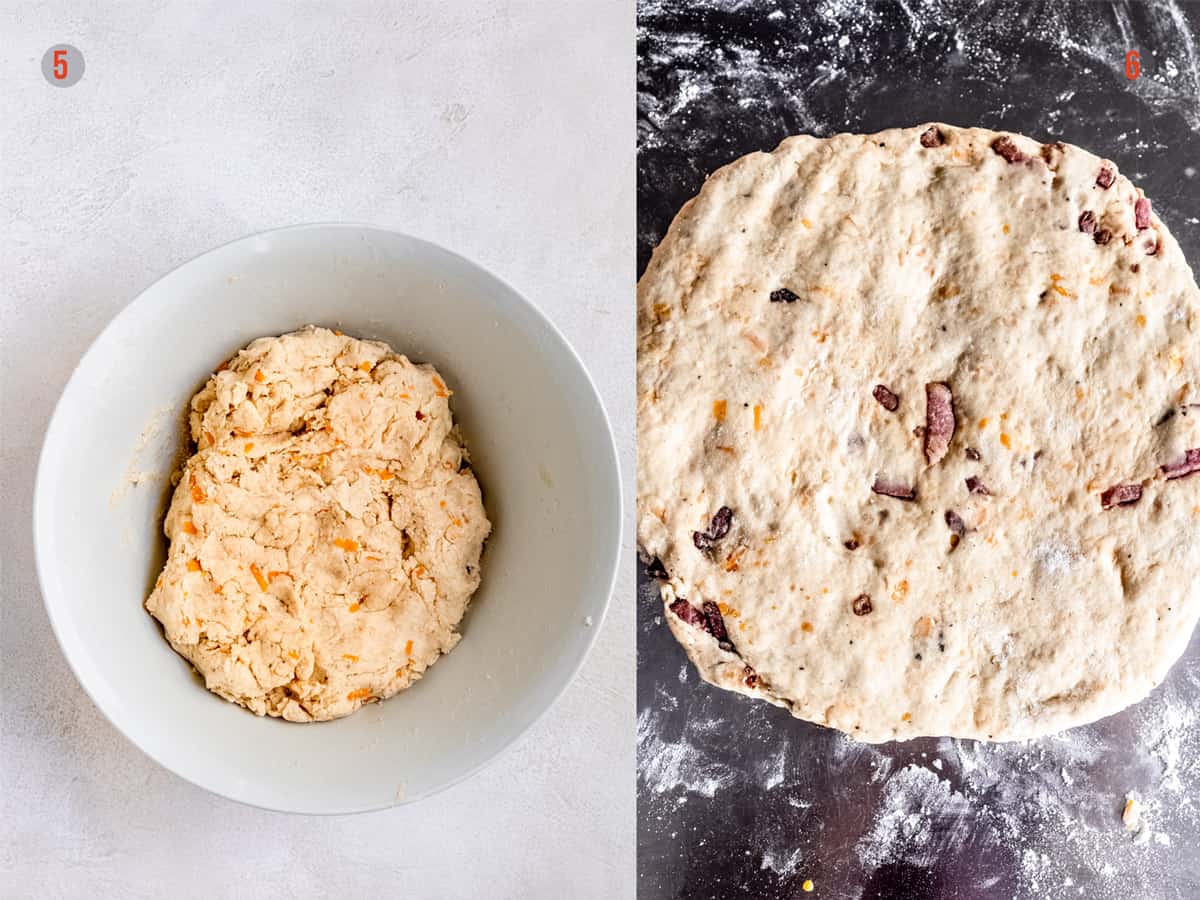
[638, 124, 1200, 742]
[147, 326, 490, 722]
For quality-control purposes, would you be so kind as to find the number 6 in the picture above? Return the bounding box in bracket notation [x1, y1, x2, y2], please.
[53, 48, 68, 80]
[1126, 50, 1140, 80]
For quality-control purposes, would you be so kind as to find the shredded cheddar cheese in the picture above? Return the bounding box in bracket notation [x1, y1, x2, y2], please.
[189, 474, 207, 504]
[182, 520, 198, 536]
[249, 563, 268, 592]
[713, 399, 727, 422]
[334, 538, 359, 552]
[346, 688, 371, 701]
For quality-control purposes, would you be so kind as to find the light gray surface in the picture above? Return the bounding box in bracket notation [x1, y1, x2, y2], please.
[1, 2, 633, 897]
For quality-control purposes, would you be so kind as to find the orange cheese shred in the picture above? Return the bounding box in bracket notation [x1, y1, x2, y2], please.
[190, 474, 207, 504]
[346, 688, 371, 701]
[249, 563, 268, 592]
[405, 639, 414, 656]
[254, 369, 264, 383]
[186, 559, 202, 572]
[343, 654, 359, 662]
[267, 570, 289, 582]
[334, 538, 359, 552]
[713, 400, 727, 422]
[182, 520, 198, 536]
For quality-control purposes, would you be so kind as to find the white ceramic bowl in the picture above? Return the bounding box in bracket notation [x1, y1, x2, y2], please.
[34, 224, 621, 813]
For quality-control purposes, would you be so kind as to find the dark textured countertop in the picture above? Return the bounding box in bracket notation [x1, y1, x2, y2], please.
[637, 2, 1200, 898]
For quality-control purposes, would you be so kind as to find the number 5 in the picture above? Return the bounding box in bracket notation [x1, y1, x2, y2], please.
[1126, 50, 1140, 80]
[53, 48, 68, 80]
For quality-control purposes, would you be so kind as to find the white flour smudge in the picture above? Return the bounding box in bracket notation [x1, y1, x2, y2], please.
[856, 765, 973, 869]
[637, 706, 738, 798]
[760, 846, 804, 876]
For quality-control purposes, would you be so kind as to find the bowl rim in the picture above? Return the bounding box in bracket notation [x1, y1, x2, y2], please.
[32, 221, 624, 815]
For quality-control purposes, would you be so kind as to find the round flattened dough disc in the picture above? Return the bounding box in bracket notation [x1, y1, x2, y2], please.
[638, 124, 1200, 742]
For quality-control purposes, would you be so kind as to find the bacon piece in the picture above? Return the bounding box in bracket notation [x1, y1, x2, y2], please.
[965, 476, 990, 495]
[872, 384, 900, 412]
[1100, 484, 1143, 509]
[770, 288, 799, 303]
[1135, 197, 1152, 230]
[919, 126, 944, 148]
[701, 601, 734, 650]
[991, 136, 1025, 164]
[1162, 449, 1200, 481]
[742, 665, 759, 688]
[924, 382, 956, 465]
[1096, 166, 1116, 189]
[668, 598, 705, 628]
[693, 506, 734, 551]
[1094, 229, 1113, 246]
[1078, 210, 1097, 234]
[872, 477, 916, 501]
[965, 447, 982, 461]
[852, 594, 873, 616]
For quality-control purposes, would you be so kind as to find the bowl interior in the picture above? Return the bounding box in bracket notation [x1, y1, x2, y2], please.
[34, 225, 621, 813]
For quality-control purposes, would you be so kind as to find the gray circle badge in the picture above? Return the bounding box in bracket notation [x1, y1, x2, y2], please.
[42, 44, 85, 87]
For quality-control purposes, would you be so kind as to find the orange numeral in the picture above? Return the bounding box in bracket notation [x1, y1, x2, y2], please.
[1125, 50, 1140, 80]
